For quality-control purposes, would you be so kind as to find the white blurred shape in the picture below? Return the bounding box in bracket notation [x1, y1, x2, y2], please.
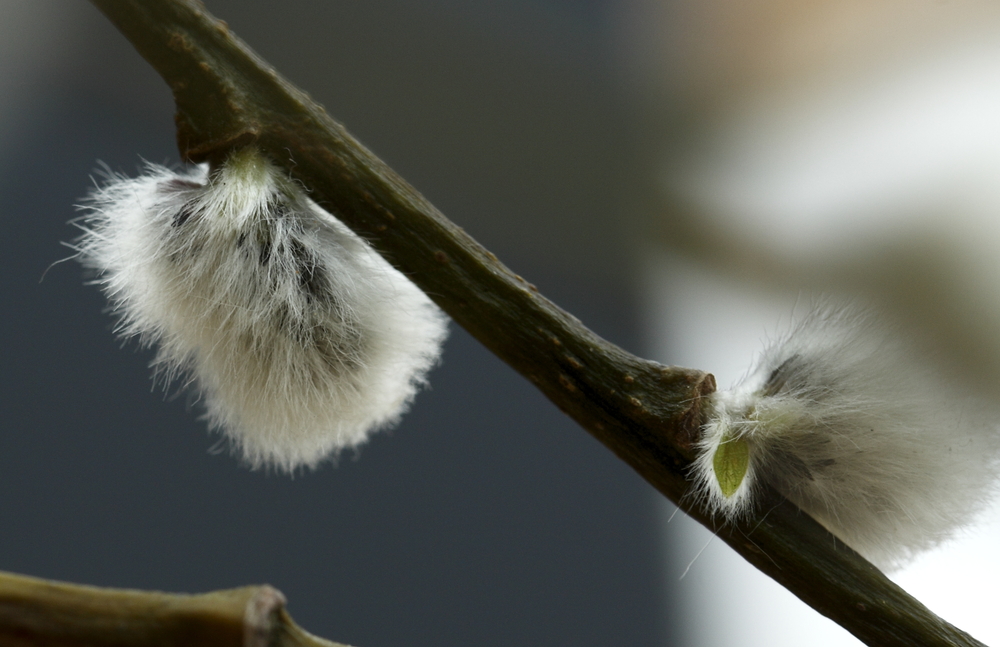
[670, 40, 1000, 258]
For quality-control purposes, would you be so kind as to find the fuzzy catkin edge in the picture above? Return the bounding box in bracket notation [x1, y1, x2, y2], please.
[691, 305, 1000, 570]
[76, 148, 449, 471]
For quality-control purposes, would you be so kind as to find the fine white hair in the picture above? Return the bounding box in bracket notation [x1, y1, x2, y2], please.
[76, 147, 449, 471]
[691, 304, 1000, 570]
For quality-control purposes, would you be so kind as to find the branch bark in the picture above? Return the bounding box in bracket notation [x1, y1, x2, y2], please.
[0, 570, 346, 647]
[27, 0, 982, 645]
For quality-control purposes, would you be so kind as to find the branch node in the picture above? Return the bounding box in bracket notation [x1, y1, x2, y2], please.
[675, 371, 717, 452]
[243, 585, 287, 647]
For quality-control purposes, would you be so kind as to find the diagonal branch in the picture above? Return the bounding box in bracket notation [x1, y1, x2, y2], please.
[39, 1, 986, 645]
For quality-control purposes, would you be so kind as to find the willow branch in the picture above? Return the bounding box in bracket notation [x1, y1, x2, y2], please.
[0, 570, 346, 647]
[59, 1, 988, 645]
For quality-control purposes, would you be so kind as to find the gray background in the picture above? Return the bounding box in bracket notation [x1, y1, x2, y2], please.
[0, 2, 678, 646]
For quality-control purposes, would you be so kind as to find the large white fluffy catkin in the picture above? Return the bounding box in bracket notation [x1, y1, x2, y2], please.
[692, 305, 1000, 570]
[76, 147, 449, 471]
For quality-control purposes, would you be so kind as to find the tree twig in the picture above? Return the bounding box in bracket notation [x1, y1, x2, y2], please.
[0, 570, 347, 647]
[34, 0, 986, 645]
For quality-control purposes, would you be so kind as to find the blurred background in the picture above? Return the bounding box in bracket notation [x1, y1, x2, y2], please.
[2, 1, 1000, 645]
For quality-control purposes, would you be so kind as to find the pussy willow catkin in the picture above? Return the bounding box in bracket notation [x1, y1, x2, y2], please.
[76, 147, 449, 471]
[692, 305, 1000, 570]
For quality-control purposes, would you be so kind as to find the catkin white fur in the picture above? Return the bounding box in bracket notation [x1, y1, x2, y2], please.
[75, 147, 449, 471]
[691, 305, 1000, 570]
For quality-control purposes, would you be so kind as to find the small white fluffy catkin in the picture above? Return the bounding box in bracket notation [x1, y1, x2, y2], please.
[75, 147, 449, 471]
[691, 304, 1000, 570]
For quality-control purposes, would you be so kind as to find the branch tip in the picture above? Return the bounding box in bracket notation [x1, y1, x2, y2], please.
[244, 586, 287, 647]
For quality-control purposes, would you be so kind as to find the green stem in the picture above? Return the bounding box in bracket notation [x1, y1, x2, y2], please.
[0, 570, 345, 647]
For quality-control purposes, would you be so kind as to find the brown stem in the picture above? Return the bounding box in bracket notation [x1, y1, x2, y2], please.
[61, 1, 989, 645]
[0, 570, 346, 647]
